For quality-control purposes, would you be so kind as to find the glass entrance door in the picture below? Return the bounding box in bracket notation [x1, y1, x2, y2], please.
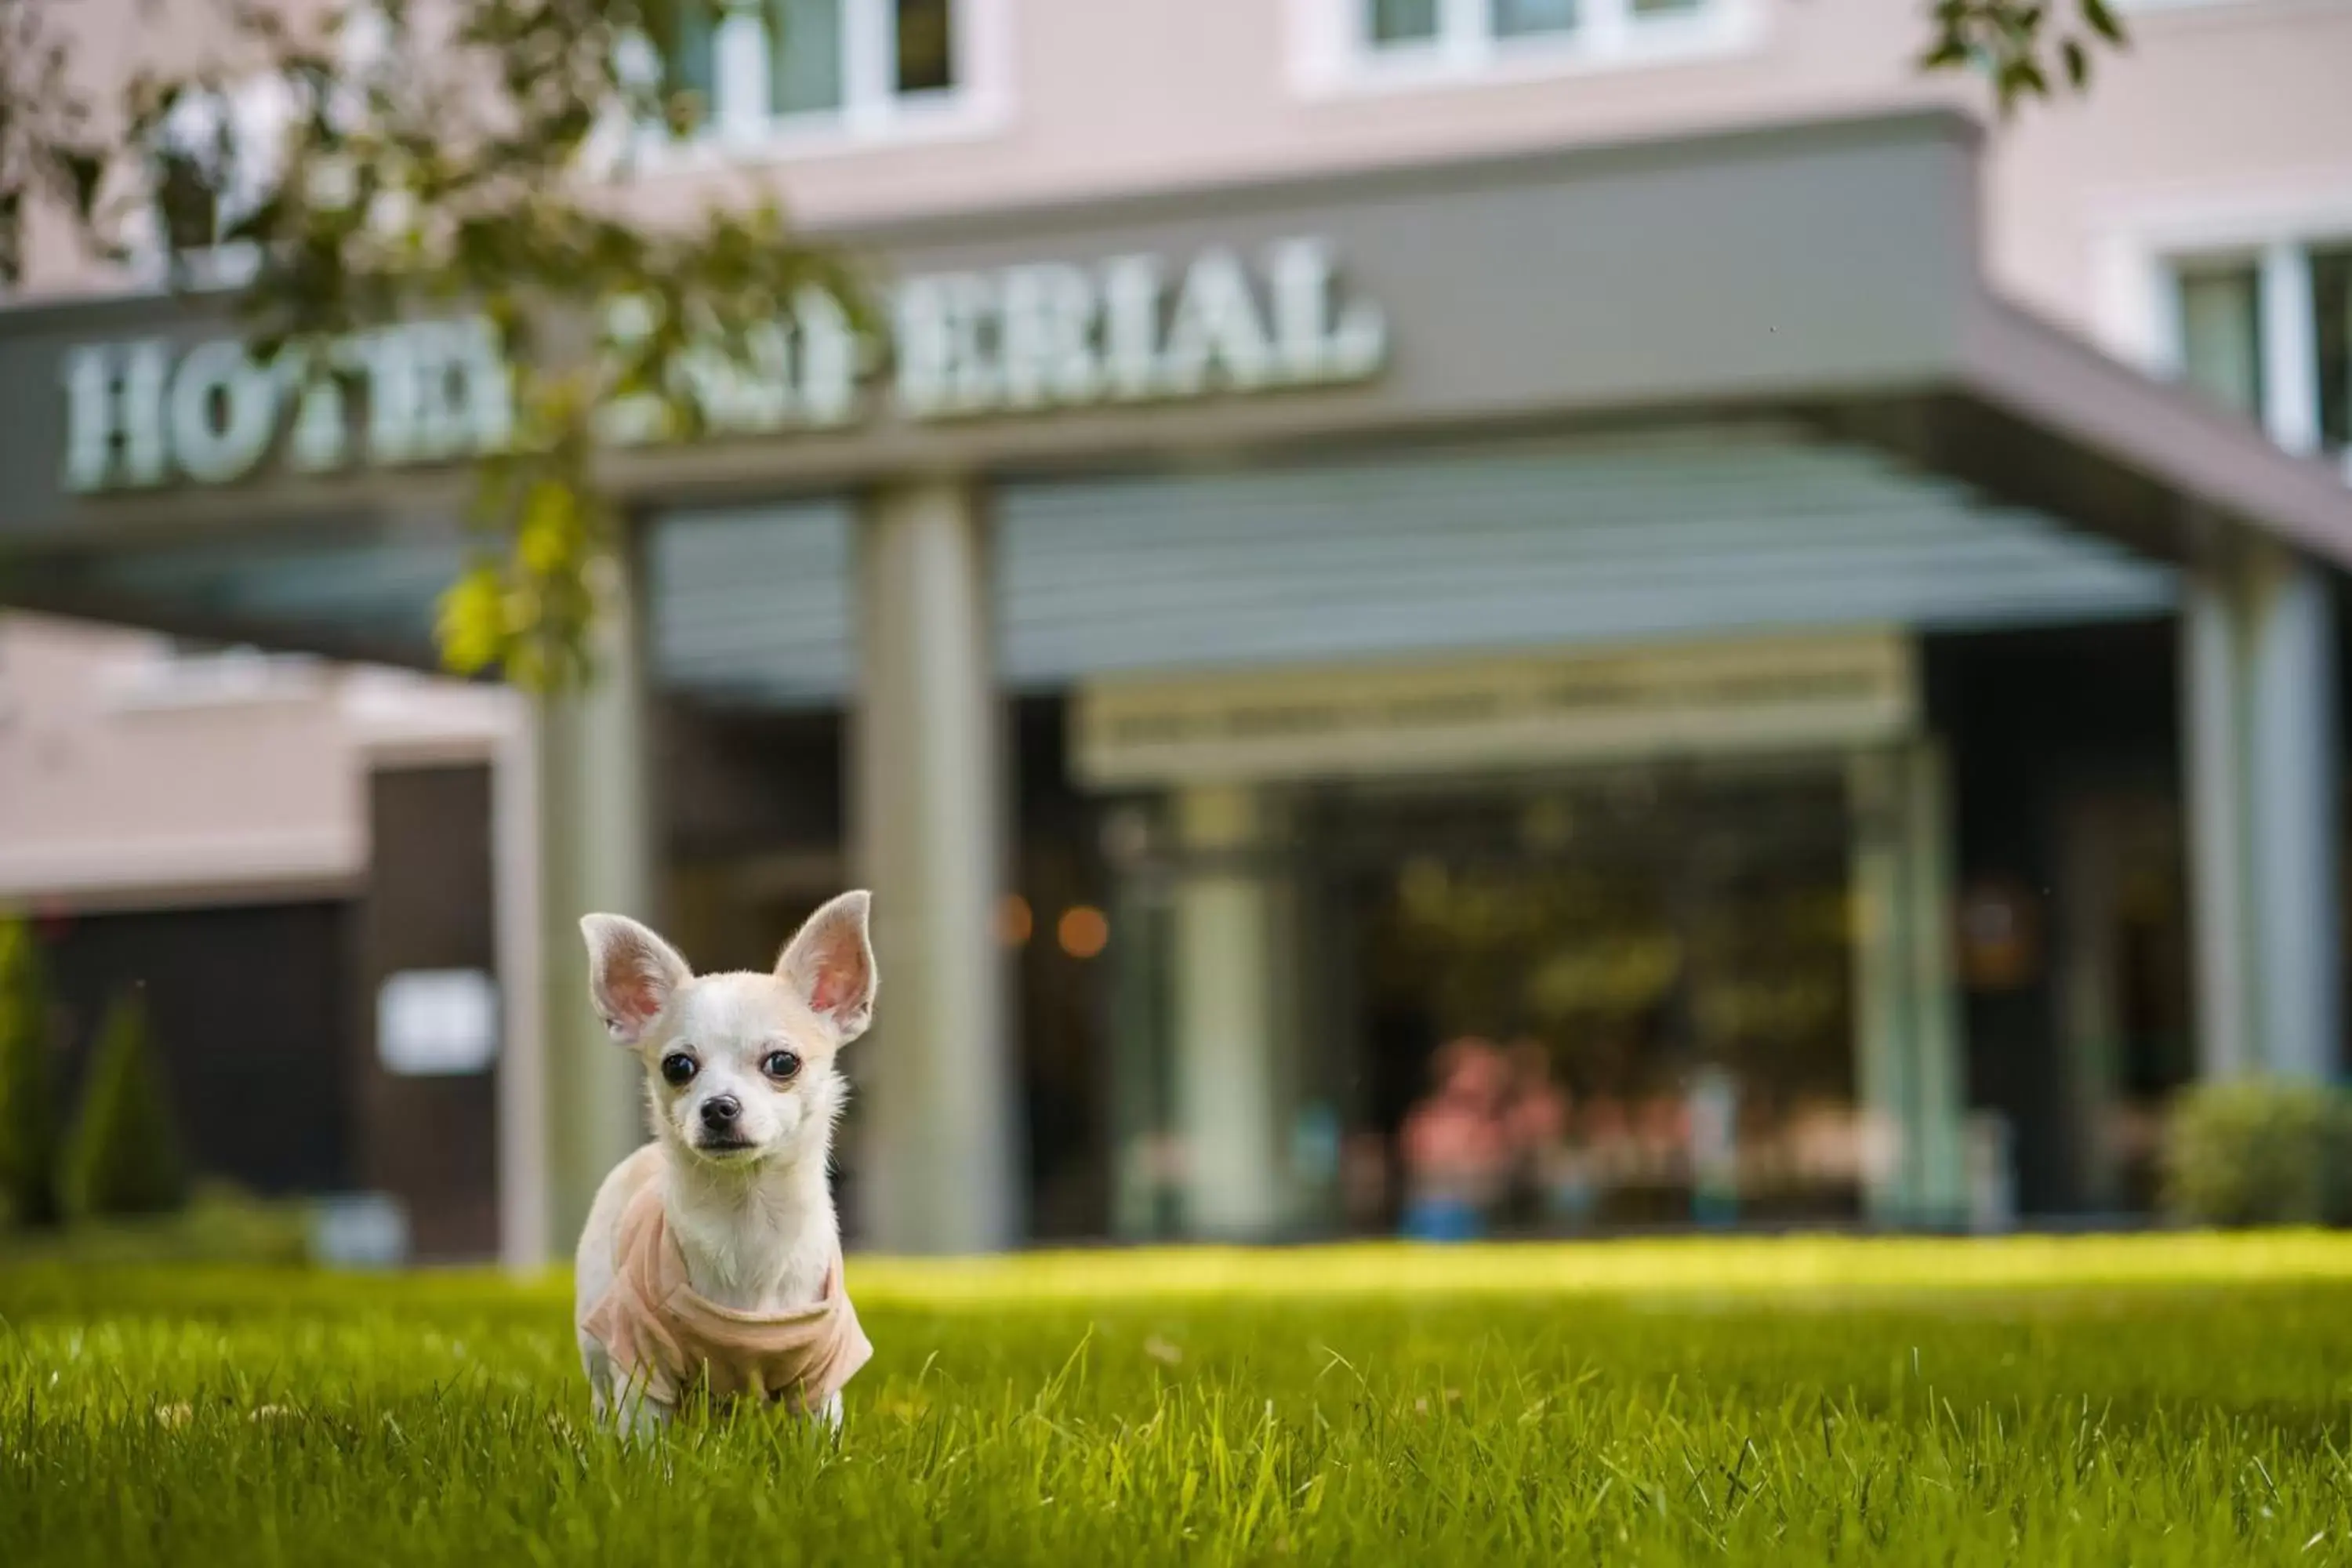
[1104, 757, 1878, 1240]
[1307, 760, 1862, 1235]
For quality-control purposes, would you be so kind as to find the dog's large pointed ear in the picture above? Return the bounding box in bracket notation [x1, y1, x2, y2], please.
[777, 890, 877, 1043]
[580, 914, 692, 1046]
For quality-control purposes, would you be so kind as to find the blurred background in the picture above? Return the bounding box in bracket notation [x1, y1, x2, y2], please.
[2, 0, 2350, 1266]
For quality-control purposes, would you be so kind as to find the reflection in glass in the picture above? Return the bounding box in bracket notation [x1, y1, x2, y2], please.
[768, 0, 845, 114]
[2176, 261, 2264, 424]
[2314, 248, 2352, 461]
[895, 0, 956, 94]
[1333, 764, 1860, 1229]
[1492, 0, 1580, 38]
[1367, 0, 1443, 45]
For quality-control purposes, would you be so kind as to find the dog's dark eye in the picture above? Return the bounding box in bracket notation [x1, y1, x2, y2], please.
[762, 1049, 802, 1082]
[659, 1052, 698, 1087]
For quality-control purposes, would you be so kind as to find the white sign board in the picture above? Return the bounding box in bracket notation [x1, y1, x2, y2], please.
[376, 968, 500, 1077]
[308, 1192, 412, 1269]
[1074, 630, 1918, 786]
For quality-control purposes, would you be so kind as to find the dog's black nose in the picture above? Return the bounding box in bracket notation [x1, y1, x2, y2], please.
[700, 1095, 741, 1131]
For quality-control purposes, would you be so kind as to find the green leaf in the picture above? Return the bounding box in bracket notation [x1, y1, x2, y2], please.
[434, 565, 510, 679]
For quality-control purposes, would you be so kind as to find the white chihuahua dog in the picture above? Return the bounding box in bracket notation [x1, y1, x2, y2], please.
[572, 891, 877, 1435]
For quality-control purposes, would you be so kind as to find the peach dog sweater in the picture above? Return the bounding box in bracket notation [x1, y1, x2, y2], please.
[579, 1184, 873, 1413]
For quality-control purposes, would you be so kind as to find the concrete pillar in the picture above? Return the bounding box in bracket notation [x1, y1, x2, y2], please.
[535, 542, 657, 1254]
[1847, 741, 1966, 1225]
[2182, 541, 2342, 1082]
[853, 478, 1017, 1254]
[1170, 783, 1285, 1238]
[492, 702, 550, 1270]
[2246, 548, 2342, 1080]
[1847, 751, 1911, 1224]
[2182, 562, 2255, 1080]
[1902, 743, 1968, 1221]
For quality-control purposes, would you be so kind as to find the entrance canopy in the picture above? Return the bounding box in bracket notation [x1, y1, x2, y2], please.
[2, 108, 2348, 673]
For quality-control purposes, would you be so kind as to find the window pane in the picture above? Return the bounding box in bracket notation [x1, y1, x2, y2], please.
[1367, 0, 1440, 44]
[2177, 263, 2264, 424]
[768, 0, 844, 114]
[2314, 247, 2352, 458]
[155, 151, 221, 253]
[665, 2, 719, 126]
[895, 0, 956, 94]
[1493, 0, 1578, 38]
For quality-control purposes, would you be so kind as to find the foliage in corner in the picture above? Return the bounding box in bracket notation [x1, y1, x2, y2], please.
[9, 0, 873, 691]
[0, 918, 64, 1229]
[1920, 0, 2130, 113]
[63, 988, 190, 1220]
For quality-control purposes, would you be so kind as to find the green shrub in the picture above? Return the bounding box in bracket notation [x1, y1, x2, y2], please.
[2162, 1078, 2352, 1227]
[63, 989, 188, 1219]
[0, 918, 63, 1229]
[0, 1181, 310, 1266]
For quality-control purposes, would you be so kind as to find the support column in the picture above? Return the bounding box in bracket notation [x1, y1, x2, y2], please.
[1847, 751, 1911, 1224]
[1902, 742, 1968, 1222]
[853, 479, 1016, 1254]
[1170, 783, 1286, 1239]
[2182, 540, 2343, 1082]
[2182, 562, 2254, 1080]
[2246, 548, 2342, 1080]
[1848, 740, 1966, 1226]
[492, 695, 550, 1270]
[535, 541, 657, 1254]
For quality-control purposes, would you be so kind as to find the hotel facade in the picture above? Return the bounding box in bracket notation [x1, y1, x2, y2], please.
[4, 0, 2352, 1258]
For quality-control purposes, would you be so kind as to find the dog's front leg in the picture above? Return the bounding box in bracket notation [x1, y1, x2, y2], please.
[585, 1338, 675, 1442]
[614, 1388, 675, 1443]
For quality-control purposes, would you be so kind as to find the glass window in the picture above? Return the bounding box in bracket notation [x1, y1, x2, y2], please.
[768, 0, 845, 114]
[2314, 247, 2352, 459]
[1492, 0, 1580, 38]
[664, 0, 960, 134]
[2176, 263, 2263, 424]
[154, 150, 222, 254]
[1367, 0, 1442, 44]
[666, 3, 720, 122]
[895, 0, 956, 93]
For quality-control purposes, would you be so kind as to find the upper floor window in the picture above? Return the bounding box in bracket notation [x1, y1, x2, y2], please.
[2170, 241, 2352, 481]
[1330, 0, 1738, 85]
[124, 80, 290, 287]
[661, 0, 968, 143]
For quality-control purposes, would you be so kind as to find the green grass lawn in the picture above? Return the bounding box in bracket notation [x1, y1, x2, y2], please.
[8, 1234, 2352, 1563]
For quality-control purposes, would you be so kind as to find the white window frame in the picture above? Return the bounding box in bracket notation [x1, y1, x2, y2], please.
[1288, 0, 1759, 99]
[641, 0, 1011, 166]
[2096, 185, 2352, 485]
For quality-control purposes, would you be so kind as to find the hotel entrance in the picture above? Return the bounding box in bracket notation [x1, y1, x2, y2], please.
[1312, 760, 1861, 1235]
[1093, 632, 1971, 1241]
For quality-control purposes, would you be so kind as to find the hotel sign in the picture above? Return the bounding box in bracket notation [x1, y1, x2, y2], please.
[59, 237, 1386, 493]
[1075, 632, 1920, 786]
